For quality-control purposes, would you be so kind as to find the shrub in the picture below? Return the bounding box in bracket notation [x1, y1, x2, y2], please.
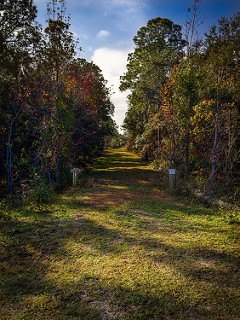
[222, 207, 240, 224]
[28, 176, 54, 207]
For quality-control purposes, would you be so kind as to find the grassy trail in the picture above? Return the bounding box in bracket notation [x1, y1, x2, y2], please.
[0, 148, 239, 319]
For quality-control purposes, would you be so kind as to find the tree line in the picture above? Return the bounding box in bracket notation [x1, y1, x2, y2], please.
[120, 1, 239, 192]
[0, 0, 116, 198]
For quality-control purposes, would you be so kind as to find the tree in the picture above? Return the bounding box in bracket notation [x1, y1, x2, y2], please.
[152, 66, 180, 169]
[120, 17, 186, 157]
[120, 18, 185, 92]
[171, 0, 203, 179]
[18, 57, 114, 187]
[66, 58, 114, 165]
[0, 0, 41, 73]
[0, 0, 41, 193]
[41, 0, 77, 82]
[37, 0, 78, 186]
[171, 57, 202, 178]
[0, 0, 115, 196]
[201, 12, 240, 185]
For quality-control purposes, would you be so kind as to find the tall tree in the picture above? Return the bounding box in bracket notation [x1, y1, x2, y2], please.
[171, 57, 202, 178]
[19, 57, 114, 187]
[38, 0, 78, 186]
[202, 12, 240, 185]
[172, 0, 203, 179]
[41, 0, 77, 82]
[0, 0, 40, 73]
[0, 0, 41, 193]
[66, 58, 114, 165]
[120, 17, 185, 156]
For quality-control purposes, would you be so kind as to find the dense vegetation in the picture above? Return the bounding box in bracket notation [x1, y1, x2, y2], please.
[120, 1, 240, 198]
[0, 0, 116, 197]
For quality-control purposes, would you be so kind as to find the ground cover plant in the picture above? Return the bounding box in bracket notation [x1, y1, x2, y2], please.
[0, 148, 239, 320]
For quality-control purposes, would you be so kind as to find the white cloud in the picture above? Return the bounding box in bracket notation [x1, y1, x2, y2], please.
[97, 30, 110, 39]
[91, 47, 132, 128]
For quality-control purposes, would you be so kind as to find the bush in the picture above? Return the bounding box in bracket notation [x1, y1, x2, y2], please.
[151, 159, 169, 171]
[222, 207, 240, 224]
[28, 176, 54, 207]
[62, 166, 72, 187]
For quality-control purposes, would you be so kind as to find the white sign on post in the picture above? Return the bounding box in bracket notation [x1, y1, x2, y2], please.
[169, 169, 176, 189]
[71, 168, 81, 186]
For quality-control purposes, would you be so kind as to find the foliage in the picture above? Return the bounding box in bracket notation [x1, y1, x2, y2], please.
[121, 6, 240, 192]
[222, 208, 240, 224]
[0, 0, 41, 194]
[201, 12, 240, 185]
[120, 17, 186, 158]
[27, 176, 55, 207]
[0, 0, 115, 196]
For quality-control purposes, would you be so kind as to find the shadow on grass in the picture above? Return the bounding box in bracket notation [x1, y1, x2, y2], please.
[94, 167, 161, 186]
[1, 200, 239, 319]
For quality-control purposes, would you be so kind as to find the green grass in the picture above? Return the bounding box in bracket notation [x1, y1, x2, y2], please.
[0, 148, 239, 319]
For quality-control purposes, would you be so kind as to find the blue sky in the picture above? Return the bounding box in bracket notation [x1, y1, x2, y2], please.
[35, 0, 240, 129]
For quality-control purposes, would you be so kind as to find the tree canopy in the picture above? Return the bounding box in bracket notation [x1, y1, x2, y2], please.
[0, 0, 115, 196]
[121, 9, 240, 190]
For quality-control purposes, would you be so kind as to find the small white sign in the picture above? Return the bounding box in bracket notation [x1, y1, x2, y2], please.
[71, 168, 81, 174]
[169, 169, 175, 175]
[71, 168, 81, 186]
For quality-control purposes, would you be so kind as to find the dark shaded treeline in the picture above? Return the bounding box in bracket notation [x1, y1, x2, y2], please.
[0, 0, 117, 197]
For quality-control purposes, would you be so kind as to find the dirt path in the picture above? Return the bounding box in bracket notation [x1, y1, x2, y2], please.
[69, 148, 171, 211]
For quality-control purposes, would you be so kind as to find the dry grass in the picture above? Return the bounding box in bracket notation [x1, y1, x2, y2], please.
[0, 148, 239, 319]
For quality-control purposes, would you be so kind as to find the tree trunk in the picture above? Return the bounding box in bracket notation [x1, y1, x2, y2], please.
[184, 131, 190, 180]
[7, 123, 13, 194]
[211, 100, 220, 186]
[170, 123, 176, 168]
[7, 111, 20, 194]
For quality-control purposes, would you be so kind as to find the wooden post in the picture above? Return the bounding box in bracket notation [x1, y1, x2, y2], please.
[71, 168, 81, 186]
[169, 169, 176, 189]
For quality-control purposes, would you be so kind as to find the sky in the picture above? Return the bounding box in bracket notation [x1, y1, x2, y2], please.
[35, 0, 240, 130]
